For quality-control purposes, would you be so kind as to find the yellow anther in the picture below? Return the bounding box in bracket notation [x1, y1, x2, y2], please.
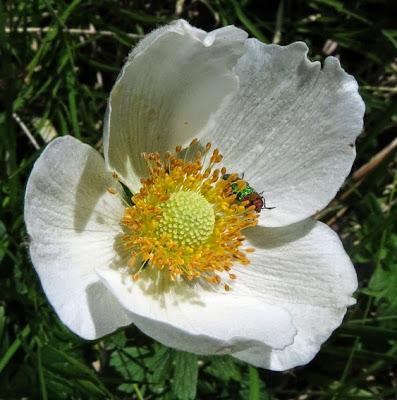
[236, 180, 247, 190]
[107, 187, 117, 194]
[227, 173, 238, 181]
[133, 273, 140, 281]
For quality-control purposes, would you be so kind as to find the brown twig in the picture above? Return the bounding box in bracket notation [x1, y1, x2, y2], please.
[13, 113, 40, 150]
[361, 86, 397, 93]
[352, 136, 397, 182]
[272, 0, 284, 44]
[5, 26, 141, 38]
[324, 136, 397, 225]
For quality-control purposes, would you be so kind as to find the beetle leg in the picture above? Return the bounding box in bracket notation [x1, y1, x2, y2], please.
[262, 197, 275, 210]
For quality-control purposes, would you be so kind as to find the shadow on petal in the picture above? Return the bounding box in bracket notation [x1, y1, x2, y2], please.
[231, 344, 275, 369]
[85, 280, 132, 339]
[73, 150, 114, 233]
[245, 218, 316, 249]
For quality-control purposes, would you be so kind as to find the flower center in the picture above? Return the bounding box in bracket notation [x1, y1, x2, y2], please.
[118, 140, 258, 289]
[157, 191, 215, 246]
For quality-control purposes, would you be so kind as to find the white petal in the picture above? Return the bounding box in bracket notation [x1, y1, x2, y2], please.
[233, 304, 346, 371]
[199, 40, 365, 227]
[96, 267, 296, 354]
[24, 136, 133, 339]
[104, 19, 248, 190]
[230, 220, 357, 370]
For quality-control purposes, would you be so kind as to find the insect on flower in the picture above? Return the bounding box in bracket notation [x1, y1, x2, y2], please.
[222, 173, 275, 213]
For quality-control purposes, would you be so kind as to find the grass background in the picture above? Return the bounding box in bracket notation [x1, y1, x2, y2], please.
[0, 0, 396, 399]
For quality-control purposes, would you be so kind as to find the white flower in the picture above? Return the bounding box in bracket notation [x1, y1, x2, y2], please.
[24, 20, 365, 371]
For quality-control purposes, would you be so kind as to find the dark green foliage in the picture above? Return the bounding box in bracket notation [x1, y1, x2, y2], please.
[172, 352, 198, 400]
[0, 0, 396, 399]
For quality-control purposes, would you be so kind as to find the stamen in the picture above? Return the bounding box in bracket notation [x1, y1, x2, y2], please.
[121, 141, 259, 288]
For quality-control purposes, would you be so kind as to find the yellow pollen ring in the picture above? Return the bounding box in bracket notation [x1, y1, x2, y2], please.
[121, 141, 258, 288]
